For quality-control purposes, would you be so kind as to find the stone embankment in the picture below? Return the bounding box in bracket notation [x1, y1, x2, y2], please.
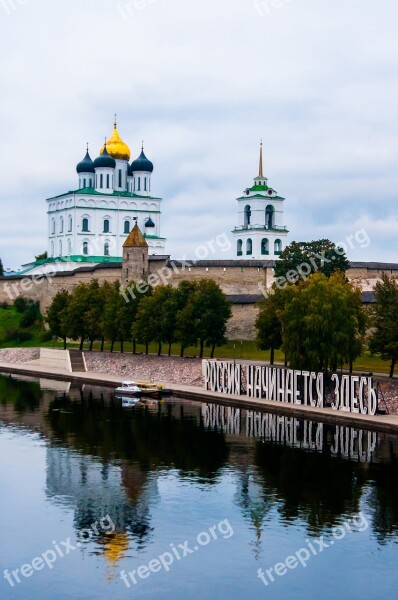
[2, 348, 398, 414]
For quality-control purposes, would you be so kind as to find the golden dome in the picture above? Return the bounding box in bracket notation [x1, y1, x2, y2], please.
[102, 532, 130, 566]
[100, 116, 131, 161]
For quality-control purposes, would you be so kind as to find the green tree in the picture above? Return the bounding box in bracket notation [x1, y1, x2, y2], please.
[84, 280, 104, 351]
[174, 281, 199, 357]
[35, 251, 48, 262]
[177, 280, 232, 359]
[132, 285, 178, 356]
[118, 281, 151, 353]
[0, 258, 4, 276]
[255, 287, 284, 364]
[101, 281, 121, 352]
[45, 290, 71, 349]
[369, 274, 398, 377]
[61, 283, 92, 350]
[280, 272, 366, 372]
[274, 239, 349, 284]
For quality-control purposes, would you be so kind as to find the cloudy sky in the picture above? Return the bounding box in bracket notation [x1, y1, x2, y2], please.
[0, 0, 397, 269]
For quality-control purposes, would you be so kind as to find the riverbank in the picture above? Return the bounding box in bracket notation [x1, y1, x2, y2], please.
[1, 348, 398, 433]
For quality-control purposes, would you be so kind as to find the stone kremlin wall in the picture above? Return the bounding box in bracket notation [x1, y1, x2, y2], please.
[0, 259, 397, 340]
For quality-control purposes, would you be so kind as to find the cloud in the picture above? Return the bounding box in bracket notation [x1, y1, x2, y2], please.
[0, 0, 397, 268]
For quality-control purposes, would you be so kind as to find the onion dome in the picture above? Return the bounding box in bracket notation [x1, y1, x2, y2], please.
[145, 217, 155, 228]
[94, 145, 116, 169]
[131, 146, 154, 173]
[100, 116, 131, 161]
[76, 148, 94, 174]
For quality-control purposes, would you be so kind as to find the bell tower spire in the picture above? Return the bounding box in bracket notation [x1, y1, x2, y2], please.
[258, 140, 263, 178]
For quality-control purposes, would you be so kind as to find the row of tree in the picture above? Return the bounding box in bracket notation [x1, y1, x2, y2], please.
[46, 279, 232, 358]
[256, 239, 398, 376]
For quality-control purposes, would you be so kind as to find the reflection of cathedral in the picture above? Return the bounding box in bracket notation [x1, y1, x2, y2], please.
[45, 445, 159, 568]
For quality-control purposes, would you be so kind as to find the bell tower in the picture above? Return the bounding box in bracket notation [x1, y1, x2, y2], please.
[122, 220, 149, 283]
[232, 143, 288, 260]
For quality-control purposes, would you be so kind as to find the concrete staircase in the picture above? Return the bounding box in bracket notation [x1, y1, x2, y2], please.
[69, 350, 87, 372]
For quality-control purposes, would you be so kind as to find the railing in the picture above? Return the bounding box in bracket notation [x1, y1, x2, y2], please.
[233, 225, 288, 232]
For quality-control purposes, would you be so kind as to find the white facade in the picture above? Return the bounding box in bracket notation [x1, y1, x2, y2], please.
[47, 194, 165, 259]
[232, 146, 288, 260]
[46, 123, 166, 261]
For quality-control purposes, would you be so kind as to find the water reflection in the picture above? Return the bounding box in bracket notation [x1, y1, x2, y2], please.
[0, 373, 398, 558]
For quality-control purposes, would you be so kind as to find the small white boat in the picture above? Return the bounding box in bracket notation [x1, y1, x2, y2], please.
[115, 381, 142, 397]
[120, 397, 140, 408]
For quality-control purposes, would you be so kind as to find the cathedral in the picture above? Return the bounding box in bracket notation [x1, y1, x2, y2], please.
[46, 117, 166, 265]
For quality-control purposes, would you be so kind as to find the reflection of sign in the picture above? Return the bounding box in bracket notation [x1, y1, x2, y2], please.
[204, 362, 378, 416]
[201, 403, 378, 463]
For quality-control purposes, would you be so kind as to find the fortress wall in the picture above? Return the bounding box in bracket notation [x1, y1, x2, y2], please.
[163, 265, 271, 295]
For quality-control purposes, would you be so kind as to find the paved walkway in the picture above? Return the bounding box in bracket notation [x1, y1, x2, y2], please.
[1, 360, 398, 434]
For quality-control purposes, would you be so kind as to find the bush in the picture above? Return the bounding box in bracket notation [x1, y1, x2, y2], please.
[4, 329, 32, 342]
[14, 297, 28, 313]
[20, 308, 38, 328]
[1, 301, 8, 309]
[39, 331, 53, 342]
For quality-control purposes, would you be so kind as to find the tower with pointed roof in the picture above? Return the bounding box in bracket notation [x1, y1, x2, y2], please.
[46, 117, 166, 265]
[232, 144, 288, 260]
[122, 221, 149, 283]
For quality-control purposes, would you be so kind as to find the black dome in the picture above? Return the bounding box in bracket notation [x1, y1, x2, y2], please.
[76, 150, 95, 174]
[94, 147, 116, 170]
[145, 217, 155, 228]
[131, 150, 154, 173]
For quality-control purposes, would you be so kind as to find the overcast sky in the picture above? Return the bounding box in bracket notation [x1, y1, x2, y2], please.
[0, 0, 397, 269]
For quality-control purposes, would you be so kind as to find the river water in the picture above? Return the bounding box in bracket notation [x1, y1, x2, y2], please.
[0, 373, 397, 599]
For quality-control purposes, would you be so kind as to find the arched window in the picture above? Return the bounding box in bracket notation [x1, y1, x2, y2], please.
[244, 205, 251, 227]
[104, 242, 110, 256]
[106, 174, 110, 189]
[83, 178, 86, 188]
[68, 215, 72, 232]
[133, 177, 136, 192]
[118, 170, 122, 188]
[144, 177, 147, 191]
[274, 239, 282, 255]
[82, 218, 89, 232]
[237, 239, 243, 256]
[68, 239, 72, 254]
[51, 218, 55, 235]
[266, 205, 275, 229]
[261, 238, 269, 255]
[83, 241, 89, 256]
[103, 219, 110, 233]
[59, 217, 63, 233]
[51, 241, 54, 257]
[100, 174, 103, 188]
[138, 177, 141, 192]
[246, 238, 252, 255]
[59, 240, 62, 256]
[124, 220, 130, 234]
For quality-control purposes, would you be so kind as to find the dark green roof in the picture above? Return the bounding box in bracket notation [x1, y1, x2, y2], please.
[47, 187, 162, 200]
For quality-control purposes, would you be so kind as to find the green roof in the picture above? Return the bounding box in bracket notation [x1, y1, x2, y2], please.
[47, 187, 162, 201]
[250, 184, 269, 191]
[237, 194, 285, 201]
